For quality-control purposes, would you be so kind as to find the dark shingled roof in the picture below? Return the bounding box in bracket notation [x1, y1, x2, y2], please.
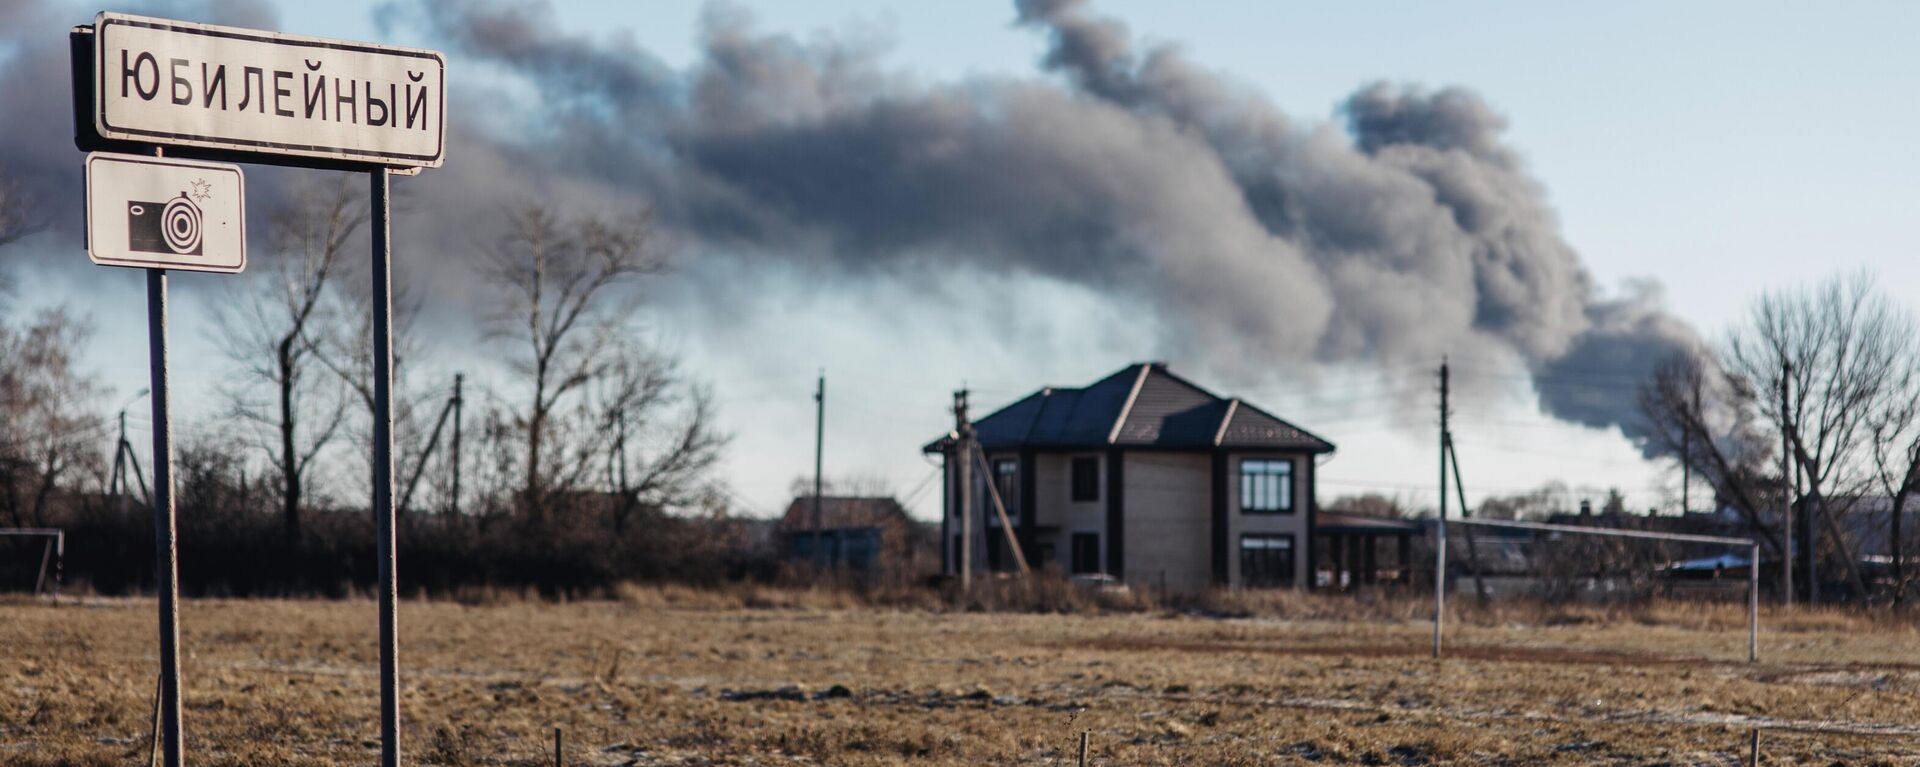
[778, 496, 911, 532]
[924, 363, 1335, 454]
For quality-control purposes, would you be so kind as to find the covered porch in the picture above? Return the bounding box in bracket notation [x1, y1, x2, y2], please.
[1314, 513, 1423, 590]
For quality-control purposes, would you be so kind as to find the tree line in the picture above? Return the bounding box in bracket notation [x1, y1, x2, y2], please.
[1641, 271, 1920, 604]
[0, 171, 745, 596]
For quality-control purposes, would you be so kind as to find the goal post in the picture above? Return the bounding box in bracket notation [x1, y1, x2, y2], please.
[0, 528, 64, 599]
[1433, 517, 1758, 663]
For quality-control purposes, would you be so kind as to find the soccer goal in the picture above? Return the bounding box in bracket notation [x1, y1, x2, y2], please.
[1432, 517, 1759, 663]
[0, 528, 64, 598]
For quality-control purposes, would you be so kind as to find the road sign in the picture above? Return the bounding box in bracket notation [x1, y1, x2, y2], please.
[74, 14, 442, 767]
[85, 152, 245, 273]
[88, 13, 445, 169]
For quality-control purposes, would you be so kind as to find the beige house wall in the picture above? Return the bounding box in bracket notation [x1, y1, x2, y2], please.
[944, 448, 1319, 591]
[1121, 452, 1211, 593]
[1033, 452, 1111, 572]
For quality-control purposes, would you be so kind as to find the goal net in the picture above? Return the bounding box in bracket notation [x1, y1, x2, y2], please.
[1433, 517, 1758, 662]
[0, 529, 63, 597]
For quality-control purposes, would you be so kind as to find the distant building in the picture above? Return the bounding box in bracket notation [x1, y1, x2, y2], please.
[923, 362, 1415, 593]
[778, 496, 933, 576]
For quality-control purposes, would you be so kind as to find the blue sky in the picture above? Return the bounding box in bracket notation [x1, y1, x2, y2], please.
[33, 1, 1920, 520]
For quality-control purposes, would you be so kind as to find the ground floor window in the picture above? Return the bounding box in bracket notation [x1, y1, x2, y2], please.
[1071, 532, 1101, 574]
[1241, 533, 1295, 587]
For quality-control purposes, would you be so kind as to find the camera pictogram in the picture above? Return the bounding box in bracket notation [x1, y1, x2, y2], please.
[127, 192, 203, 256]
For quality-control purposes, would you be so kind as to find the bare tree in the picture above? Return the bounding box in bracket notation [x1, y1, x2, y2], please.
[1639, 353, 1785, 557]
[1473, 483, 1571, 521]
[0, 166, 45, 252]
[0, 308, 105, 527]
[1866, 311, 1920, 602]
[1323, 492, 1414, 519]
[596, 348, 725, 533]
[1724, 272, 1903, 598]
[786, 472, 899, 501]
[1868, 376, 1920, 602]
[214, 177, 366, 546]
[484, 206, 663, 518]
[309, 270, 430, 517]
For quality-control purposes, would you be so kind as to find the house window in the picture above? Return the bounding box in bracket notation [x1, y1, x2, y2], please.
[1071, 456, 1100, 502]
[1071, 532, 1101, 574]
[992, 458, 1019, 515]
[1240, 459, 1294, 513]
[1241, 534, 1295, 587]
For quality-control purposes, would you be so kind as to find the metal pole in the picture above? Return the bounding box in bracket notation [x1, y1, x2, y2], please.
[1434, 520, 1446, 659]
[370, 167, 401, 767]
[1434, 360, 1448, 659]
[813, 372, 826, 571]
[956, 389, 972, 591]
[1780, 362, 1793, 607]
[113, 411, 126, 502]
[451, 373, 463, 516]
[53, 531, 63, 600]
[33, 537, 52, 597]
[1749, 542, 1759, 663]
[147, 265, 182, 767]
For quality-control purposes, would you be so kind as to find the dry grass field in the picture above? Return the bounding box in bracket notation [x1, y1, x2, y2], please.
[6, 587, 1920, 765]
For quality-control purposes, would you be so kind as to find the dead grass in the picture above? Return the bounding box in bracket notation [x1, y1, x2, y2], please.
[6, 590, 1920, 765]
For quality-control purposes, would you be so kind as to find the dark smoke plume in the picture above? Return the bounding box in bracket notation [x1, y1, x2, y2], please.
[0, 0, 1699, 452]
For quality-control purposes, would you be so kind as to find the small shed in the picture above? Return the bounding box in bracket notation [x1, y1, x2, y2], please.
[778, 496, 930, 576]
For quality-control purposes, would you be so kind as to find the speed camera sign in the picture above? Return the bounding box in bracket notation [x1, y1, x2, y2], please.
[84, 152, 246, 273]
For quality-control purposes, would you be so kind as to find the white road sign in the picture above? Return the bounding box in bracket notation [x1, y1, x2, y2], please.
[86, 152, 246, 273]
[91, 13, 445, 168]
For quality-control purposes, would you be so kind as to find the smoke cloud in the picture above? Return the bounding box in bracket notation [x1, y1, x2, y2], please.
[0, 0, 1699, 452]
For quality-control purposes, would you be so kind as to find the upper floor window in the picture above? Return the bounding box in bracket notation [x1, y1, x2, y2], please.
[1070, 456, 1100, 502]
[993, 458, 1019, 515]
[1240, 459, 1294, 514]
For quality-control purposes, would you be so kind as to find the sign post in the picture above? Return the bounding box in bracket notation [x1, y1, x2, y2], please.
[370, 166, 400, 767]
[144, 207, 182, 767]
[73, 12, 445, 767]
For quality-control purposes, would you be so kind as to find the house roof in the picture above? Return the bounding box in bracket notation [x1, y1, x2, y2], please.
[923, 362, 1335, 454]
[778, 496, 911, 532]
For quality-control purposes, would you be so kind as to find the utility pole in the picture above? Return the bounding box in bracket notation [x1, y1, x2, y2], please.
[112, 410, 128, 514]
[1682, 381, 1695, 515]
[450, 373, 463, 516]
[955, 389, 973, 591]
[1433, 359, 1448, 658]
[1780, 361, 1793, 606]
[1445, 434, 1489, 602]
[399, 377, 464, 519]
[812, 372, 827, 572]
[111, 389, 152, 512]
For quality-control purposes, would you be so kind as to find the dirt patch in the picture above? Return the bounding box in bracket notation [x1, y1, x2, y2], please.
[10, 599, 1920, 764]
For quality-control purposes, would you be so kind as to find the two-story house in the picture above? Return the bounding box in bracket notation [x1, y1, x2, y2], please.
[924, 362, 1339, 593]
